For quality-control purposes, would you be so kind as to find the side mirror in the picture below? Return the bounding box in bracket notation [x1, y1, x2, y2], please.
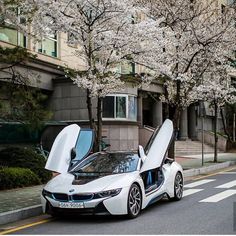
[71, 147, 77, 160]
[138, 145, 147, 163]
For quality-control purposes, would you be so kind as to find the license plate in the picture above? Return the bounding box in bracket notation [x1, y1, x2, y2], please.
[58, 202, 84, 209]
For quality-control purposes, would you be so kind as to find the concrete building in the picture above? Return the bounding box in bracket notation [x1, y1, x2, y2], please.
[0, 0, 231, 151]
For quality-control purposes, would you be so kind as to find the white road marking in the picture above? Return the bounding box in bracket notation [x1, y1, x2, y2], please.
[183, 189, 204, 197]
[219, 172, 236, 175]
[199, 190, 236, 203]
[215, 180, 236, 189]
[184, 179, 216, 188]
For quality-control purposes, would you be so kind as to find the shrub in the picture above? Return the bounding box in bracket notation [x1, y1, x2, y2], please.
[0, 167, 41, 190]
[0, 147, 52, 183]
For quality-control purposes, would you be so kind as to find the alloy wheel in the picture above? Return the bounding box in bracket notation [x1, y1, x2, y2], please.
[128, 184, 141, 218]
[174, 172, 183, 200]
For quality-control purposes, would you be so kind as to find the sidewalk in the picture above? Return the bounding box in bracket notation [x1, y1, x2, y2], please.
[176, 152, 236, 170]
[0, 185, 44, 225]
[0, 153, 236, 225]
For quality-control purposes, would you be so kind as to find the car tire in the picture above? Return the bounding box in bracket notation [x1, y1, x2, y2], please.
[172, 172, 183, 201]
[47, 203, 59, 217]
[127, 183, 142, 219]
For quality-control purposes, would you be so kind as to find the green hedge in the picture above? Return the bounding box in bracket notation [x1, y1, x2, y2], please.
[0, 147, 51, 183]
[0, 167, 41, 190]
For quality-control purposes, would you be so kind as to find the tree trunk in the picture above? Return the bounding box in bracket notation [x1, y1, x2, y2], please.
[220, 107, 231, 142]
[213, 102, 218, 163]
[169, 78, 181, 160]
[168, 140, 175, 160]
[95, 97, 103, 152]
[86, 89, 95, 130]
[163, 102, 169, 120]
[169, 106, 181, 160]
[86, 89, 98, 152]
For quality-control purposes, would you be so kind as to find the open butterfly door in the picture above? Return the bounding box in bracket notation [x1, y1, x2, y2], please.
[45, 124, 80, 174]
[140, 119, 174, 173]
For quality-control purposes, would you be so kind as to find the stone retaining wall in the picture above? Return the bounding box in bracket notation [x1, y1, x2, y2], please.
[197, 130, 227, 152]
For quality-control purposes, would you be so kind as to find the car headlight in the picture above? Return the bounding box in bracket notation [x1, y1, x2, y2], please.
[42, 189, 53, 199]
[95, 188, 122, 198]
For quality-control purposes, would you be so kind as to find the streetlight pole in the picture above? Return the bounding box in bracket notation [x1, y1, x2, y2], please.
[199, 101, 206, 166]
[233, 113, 235, 142]
[201, 115, 204, 166]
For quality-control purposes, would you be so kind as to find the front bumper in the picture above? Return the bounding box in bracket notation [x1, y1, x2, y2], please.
[46, 201, 110, 216]
[41, 187, 130, 216]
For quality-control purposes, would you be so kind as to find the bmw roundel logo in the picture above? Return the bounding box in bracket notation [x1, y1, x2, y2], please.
[69, 189, 75, 193]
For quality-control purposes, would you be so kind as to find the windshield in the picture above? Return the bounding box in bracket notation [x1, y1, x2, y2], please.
[72, 152, 139, 174]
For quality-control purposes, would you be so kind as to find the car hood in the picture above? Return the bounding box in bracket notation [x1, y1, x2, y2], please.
[45, 171, 138, 194]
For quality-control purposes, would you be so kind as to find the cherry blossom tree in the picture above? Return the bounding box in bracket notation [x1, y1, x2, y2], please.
[134, 0, 236, 158]
[2, 0, 236, 156]
[1, 0, 167, 151]
[194, 65, 236, 162]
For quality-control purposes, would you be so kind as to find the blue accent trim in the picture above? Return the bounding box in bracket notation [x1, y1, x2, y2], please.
[147, 171, 152, 185]
[147, 193, 165, 206]
[145, 174, 165, 196]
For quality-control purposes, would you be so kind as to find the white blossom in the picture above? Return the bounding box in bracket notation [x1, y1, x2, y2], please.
[2, 0, 168, 97]
[192, 65, 236, 107]
[135, 0, 236, 109]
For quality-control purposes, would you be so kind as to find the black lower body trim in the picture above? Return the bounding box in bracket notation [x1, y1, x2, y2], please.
[46, 201, 111, 216]
[147, 193, 166, 206]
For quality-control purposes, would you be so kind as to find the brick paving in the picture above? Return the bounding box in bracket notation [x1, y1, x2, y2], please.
[0, 185, 44, 213]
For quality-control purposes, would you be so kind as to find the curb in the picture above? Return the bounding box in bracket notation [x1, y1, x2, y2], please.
[183, 160, 236, 177]
[1, 161, 236, 225]
[0, 205, 42, 225]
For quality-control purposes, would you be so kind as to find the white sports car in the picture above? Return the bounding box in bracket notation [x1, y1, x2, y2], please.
[41, 119, 183, 218]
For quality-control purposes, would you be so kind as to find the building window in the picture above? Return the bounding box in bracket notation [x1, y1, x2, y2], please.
[0, 10, 27, 47]
[103, 96, 115, 118]
[221, 4, 226, 14]
[67, 32, 78, 47]
[128, 96, 137, 121]
[190, 0, 194, 10]
[103, 94, 137, 121]
[38, 34, 58, 58]
[116, 62, 135, 75]
[231, 77, 236, 88]
[116, 96, 127, 118]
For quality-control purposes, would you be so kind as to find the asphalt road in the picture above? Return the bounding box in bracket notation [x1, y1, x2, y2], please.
[2, 168, 236, 234]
